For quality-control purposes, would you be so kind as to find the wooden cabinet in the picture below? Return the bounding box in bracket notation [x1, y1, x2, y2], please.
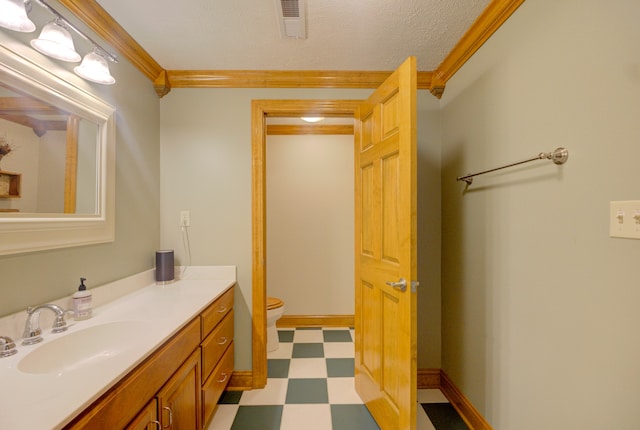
[64, 286, 234, 430]
[126, 400, 158, 430]
[157, 350, 201, 430]
[200, 288, 234, 428]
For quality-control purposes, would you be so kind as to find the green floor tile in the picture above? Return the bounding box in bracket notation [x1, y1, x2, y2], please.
[292, 342, 324, 358]
[278, 330, 295, 343]
[323, 330, 353, 342]
[267, 358, 290, 378]
[331, 404, 380, 430]
[326, 358, 355, 377]
[422, 403, 470, 430]
[231, 405, 282, 430]
[218, 390, 243, 404]
[285, 378, 329, 404]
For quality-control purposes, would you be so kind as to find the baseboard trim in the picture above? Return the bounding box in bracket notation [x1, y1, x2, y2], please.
[439, 370, 493, 430]
[277, 315, 354, 328]
[227, 371, 253, 391]
[417, 368, 441, 389]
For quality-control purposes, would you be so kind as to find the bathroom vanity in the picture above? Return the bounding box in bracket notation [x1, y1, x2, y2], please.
[66, 287, 234, 429]
[0, 267, 235, 430]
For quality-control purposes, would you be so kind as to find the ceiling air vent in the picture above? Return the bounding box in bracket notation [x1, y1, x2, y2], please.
[274, 0, 307, 39]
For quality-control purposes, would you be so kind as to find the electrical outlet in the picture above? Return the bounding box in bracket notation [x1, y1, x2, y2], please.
[610, 201, 640, 239]
[180, 210, 190, 227]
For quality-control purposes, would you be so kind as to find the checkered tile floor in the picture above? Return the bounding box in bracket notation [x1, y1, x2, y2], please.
[207, 327, 468, 430]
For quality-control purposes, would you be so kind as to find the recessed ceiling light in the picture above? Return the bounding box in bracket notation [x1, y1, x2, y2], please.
[301, 117, 324, 123]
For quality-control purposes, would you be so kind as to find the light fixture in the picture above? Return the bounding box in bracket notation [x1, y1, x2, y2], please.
[74, 48, 115, 85]
[0, 0, 36, 32]
[30, 18, 81, 62]
[1, 0, 118, 84]
[301, 117, 325, 123]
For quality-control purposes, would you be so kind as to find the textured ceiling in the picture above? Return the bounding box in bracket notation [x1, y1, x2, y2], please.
[95, 0, 490, 71]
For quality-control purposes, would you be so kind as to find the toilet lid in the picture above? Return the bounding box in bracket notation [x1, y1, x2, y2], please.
[267, 297, 284, 310]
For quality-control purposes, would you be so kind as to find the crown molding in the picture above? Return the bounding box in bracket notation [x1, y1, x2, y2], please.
[59, 0, 524, 98]
[166, 70, 434, 91]
[431, 0, 526, 98]
[57, 0, 164, 83]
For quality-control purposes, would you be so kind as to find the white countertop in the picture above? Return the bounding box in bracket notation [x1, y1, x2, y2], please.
[0, 268, 235, 430]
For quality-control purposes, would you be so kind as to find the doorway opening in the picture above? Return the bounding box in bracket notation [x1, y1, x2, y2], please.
[251, 99, 361, 388]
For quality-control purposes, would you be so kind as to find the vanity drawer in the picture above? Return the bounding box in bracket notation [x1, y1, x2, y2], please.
[202, 344, 234, 425]
[201, 287, 234, 338]
[201, 309, 234, 383]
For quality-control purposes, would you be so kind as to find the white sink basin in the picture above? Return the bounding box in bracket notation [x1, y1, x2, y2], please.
[18, 321, 149, 375]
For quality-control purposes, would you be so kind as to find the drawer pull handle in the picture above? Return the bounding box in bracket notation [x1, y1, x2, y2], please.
[150, 420, 161, 429]
[217, 372, 229, 383]
[162, 406, 173, 428]
[217, 306, 228, 313]
[217, 336, 228, 345]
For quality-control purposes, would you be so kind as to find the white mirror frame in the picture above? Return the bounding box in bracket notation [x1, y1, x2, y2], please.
[0, 43, 115, 255]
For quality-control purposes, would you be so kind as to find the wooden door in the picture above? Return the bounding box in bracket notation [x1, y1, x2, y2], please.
[354, 56, 417, 430]
[157, 350, 201, 430]
[125, 400, 159, 430]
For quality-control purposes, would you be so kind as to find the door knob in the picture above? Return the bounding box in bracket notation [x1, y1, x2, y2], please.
[386, 278, 407, 292]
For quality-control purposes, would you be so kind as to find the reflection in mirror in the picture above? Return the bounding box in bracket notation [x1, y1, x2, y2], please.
[0, 42, 115, 255]
[0, 83, 98, 214]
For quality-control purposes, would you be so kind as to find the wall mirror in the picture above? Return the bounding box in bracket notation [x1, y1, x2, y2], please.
[0, 43, 115, 255]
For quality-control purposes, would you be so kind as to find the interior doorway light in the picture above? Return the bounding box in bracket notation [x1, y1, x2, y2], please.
[74, 48, 115, 85]
[301, 117, 324, 123]
[30, 18, 81, 62]
[0, 0, 36, 32]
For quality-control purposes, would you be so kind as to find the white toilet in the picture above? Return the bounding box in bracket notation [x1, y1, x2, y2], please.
[266, 297, 285, 352]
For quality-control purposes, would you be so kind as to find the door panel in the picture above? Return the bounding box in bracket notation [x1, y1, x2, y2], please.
[354, 56, 417, 430]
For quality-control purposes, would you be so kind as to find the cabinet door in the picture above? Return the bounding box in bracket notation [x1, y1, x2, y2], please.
[157, 350, 201, 430]
[126, 400, 160, 430]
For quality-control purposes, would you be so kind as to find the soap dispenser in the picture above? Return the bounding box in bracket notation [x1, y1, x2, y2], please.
[72, 277, 92, 320]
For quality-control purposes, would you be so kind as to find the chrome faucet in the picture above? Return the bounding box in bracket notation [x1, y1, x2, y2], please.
[22, 304, 68, 346]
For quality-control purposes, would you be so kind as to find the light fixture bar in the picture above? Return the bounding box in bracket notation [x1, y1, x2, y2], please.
[33, 0, 117, 63]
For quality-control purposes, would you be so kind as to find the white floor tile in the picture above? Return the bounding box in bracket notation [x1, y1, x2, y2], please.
[288, 358, 328, 378]
[267, 342, 293, 359]
[239, 378, 289, 405]
[280, 404, 332, 430]
[206, 404, 238, 430]
[293, 329, 324, 343]
[323, 342, 355, 358]
[327, 377, 363, 404]
[417, 388, 448, 403]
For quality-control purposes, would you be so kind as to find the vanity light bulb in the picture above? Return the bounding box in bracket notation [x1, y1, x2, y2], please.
[30, 21, 81, 62]
[0, 0, 36, 32]
[74, 51, 116, 85]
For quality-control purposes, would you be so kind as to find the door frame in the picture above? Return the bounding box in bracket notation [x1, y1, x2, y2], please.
[251, 99, 362, 388]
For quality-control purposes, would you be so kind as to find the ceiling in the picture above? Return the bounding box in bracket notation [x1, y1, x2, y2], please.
[94, 0, 491, 72]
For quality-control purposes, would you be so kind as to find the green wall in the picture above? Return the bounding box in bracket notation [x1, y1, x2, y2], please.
[159, 88, 442, 370]
[0, 27, 161, 316]
[440, 0, 640, 427]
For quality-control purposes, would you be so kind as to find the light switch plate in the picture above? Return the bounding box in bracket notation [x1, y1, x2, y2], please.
[610, 200, 640, 239]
